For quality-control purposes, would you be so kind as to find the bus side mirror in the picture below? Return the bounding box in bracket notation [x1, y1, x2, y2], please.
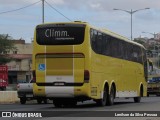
[149, 62, 153, 72]
[147, 59, 153, 74]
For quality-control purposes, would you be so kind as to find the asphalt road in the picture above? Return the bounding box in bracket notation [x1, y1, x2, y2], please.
[0, 96, 160, 120]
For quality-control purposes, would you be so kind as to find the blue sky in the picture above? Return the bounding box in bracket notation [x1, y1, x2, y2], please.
[0, 0, 160, 43]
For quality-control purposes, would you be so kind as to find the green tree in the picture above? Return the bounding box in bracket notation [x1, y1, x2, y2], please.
[0, 34, 16, 65]
[133, 39, 145, 45]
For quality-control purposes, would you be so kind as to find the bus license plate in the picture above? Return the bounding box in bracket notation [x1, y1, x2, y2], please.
[26, 94, 33, 97]
[54, 82, 65, 86]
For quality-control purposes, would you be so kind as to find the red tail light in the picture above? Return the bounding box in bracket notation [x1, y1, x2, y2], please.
[84, 70, 90, 83]
[32, 70, 36, 82]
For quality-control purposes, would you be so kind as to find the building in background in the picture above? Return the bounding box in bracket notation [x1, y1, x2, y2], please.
[155, 32, 160, 40]
[6, 39, 32, 84]
[134, 34, 160, 76]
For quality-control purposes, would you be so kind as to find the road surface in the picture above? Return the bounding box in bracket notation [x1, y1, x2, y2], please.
[0, 96, 159, 120]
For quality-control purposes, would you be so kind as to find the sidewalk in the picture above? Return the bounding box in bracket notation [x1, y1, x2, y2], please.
[0, 91, 19, 104]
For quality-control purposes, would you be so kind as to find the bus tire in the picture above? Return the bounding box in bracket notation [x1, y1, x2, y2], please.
[43, 99, 48, 104]
[134, 96, 141, 103]
[134, 86, 143, 103]
[69, 102, 77, 107]
[53, 100, 62, 108]
[106, 85, 115, 106]
[37, 99, 42, 104]
[96, 86, 107, 106]
[20, 98, 26, 104]
[63, 100, 77, 108]
[68, 100, 77, 108]
[156, 93, 160, 96]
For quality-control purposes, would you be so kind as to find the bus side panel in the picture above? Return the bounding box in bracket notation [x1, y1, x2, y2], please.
[73, 57, 84, 83]
[125, 61, 137, 92]
[135, 63, 146, 96]
[90, 53, 124, 99]
[89, 53, 102, 99]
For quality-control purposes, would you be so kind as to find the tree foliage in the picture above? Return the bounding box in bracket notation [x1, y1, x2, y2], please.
[133, 39, 145, 45]
[0, 34, 16, 65]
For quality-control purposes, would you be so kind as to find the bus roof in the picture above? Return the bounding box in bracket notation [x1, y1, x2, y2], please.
[36, 21, 145, 49]
[87, 23, 145, 49]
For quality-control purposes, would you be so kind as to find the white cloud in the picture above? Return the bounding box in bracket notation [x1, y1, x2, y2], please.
[90, 3, 101, 9]
[1, 0, 160, 13]
[48, 0, 65, 5]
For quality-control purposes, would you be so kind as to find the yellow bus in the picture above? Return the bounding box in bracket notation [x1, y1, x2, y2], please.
[32, 21, 148, 107]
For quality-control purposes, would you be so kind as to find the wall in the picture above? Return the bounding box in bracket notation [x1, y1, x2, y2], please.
[6, 41, 32, 83]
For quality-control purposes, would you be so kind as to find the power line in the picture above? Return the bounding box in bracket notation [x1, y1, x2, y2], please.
[45, 0, 72, 21]
[0, 1, 41, 15]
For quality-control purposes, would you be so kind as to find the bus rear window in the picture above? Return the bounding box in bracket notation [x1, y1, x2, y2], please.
[36, 24, 85, 45]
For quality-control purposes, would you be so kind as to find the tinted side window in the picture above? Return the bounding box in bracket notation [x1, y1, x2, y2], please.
[138, 48, 143, 64]
[104, 36, 112, 56]
[91, 30, 104, 54]
[132, 45, 139, 62]
[127, 44, 133, 61]
[90, 29, 97, 53]
[96, 32, 103, 54]
[118, 40, 124, 59]
[122, 42, 128, 60]
[90, 28, 143, 64]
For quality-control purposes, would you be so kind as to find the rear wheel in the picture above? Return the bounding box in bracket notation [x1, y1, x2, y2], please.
[53, 100, 63, 108]
[106, 86, 115, 106]
[20, 98, 26, 104]
[134, 87, 143, 103]
[43, 99, 48, 104]
[134, 96, 141, 103]
[156, 93, 160, 96]
[37, 99, 43, 104]
[63, 100, 77, 108]
[69, 102, 77, 107]
[96, 87, 107, 106]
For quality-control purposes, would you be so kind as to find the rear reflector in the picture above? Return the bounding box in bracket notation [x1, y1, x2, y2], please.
[84, 70, 90, 83]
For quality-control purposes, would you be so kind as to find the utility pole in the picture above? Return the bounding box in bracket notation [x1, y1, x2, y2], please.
[131, 9, 133, 41]
[113, 8, 150, 40]
[42, 0, 44, 23]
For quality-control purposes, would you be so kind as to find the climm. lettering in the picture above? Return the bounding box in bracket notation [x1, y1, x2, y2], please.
[45, 29, 69, 38]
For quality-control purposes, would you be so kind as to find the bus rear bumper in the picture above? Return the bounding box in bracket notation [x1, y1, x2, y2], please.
[33, 83, 90, 98]
[45, 86, 74, 97]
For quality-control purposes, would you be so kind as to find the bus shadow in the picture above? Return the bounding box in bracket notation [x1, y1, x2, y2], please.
[41, 101, 135, 110]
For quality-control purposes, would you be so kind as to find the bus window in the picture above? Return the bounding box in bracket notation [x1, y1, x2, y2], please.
[36, 24, 85, 45]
